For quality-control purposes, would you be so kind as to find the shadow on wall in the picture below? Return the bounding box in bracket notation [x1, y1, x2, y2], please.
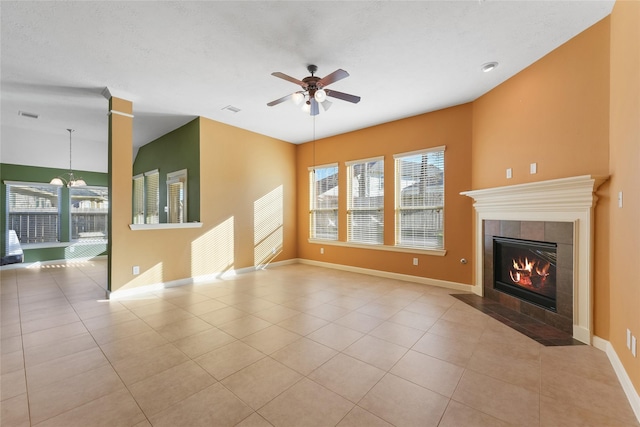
[254, 185, 284, 269]
[112, 185, 285, 295]
[191, 216, 235, 281]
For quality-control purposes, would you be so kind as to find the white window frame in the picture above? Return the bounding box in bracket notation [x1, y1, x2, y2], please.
[5, 181, 61, 245]
[346, 156, 384, 245]
[166, 169, 187, 224]
[394, 146, 445, 250]
[309, 163, 338, 241]
[69, 185, 109, 241]
[132, 170, 159, 224]
[132, 174, 144, 224]
[145, 170, 160, 224]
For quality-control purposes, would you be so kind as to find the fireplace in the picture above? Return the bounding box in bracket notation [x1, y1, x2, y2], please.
[493, 236, 557, 312]
[461, 175, 608, 344]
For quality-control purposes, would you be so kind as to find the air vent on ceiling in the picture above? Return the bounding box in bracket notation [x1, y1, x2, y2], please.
[18, 110, 39, 119]
[222, 105, 241, 113]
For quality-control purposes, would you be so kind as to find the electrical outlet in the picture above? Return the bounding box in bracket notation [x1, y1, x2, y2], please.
[506, 168, 512, 179]
[132, 266, 140, 275]
[530, 162, 537, 174]
[320, 247, 324, 255]
[632, 336, 637, 358]
[413, 258, 418, 266]
[627, 329, 632, 349]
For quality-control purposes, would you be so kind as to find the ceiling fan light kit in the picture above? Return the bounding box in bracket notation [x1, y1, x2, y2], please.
[268, 64, 361, 116]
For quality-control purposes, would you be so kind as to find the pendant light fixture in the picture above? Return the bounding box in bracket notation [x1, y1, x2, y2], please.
[50, 129, 86, 187]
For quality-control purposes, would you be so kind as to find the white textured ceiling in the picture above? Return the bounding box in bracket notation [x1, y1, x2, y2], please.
[1, 1, 614, 173]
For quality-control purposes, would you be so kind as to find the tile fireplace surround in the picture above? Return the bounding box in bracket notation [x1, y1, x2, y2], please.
[461, 175, 607, 345]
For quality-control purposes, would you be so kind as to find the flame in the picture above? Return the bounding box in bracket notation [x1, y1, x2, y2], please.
[509, 257, 550, 287]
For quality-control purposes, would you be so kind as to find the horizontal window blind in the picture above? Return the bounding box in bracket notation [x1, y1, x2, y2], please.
[310, 165, 338, 240]
[132, 174, 144, 224]
[347, 159, 384, 244]
[7, 183, 60, 244]
[167, 169, 187, 224]
[70, 186, 109, 240]
[395, 147, 445, 249]
[145, 170, 159, 224]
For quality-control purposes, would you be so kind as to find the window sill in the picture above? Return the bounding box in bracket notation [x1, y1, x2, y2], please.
[308, 239, 446, 256]
[129, 222, 203, 231]
[21, 240, 108, 250]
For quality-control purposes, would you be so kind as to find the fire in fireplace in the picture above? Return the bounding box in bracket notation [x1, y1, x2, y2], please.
[493, 236, 557, 311]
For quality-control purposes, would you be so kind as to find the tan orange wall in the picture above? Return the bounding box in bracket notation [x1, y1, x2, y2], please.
[108, 98, 134, 290]
[609, 0, 640, 394]
[296, 104, 474, 285]
[110, 117, 297, 293]
[471, 18, 612, 338]
[198, 117, 298, 271]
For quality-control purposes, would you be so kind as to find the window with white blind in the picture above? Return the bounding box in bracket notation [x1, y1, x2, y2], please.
[6, 182, 61, 244]
[166, 169, 187, 224]
[70, 186, 109, 241]
[132, 174, 144, 224]
[309, 164, 338, 240]
[347, 157, 384, 244]
[145, 170, 160, 224]
[132, 170, 159, 224]
[395, 146, 445, 249]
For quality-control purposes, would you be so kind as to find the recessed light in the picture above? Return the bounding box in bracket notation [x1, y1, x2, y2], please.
[18, 110, 39, 119]
[481, 62, 499, 72]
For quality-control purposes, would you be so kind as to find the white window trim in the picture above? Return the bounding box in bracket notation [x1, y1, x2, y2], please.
[308, 238, 446, 256]
[345, 156, 384, 167]
[308, 162, 338, 171]
[309, 164, 339, 241]
[166, 169, 188, 224]
[394, 146, 445, 250]
[347, 157, 385, 245]
[392, 145, 446, 160]
[5, 180, 62, 245]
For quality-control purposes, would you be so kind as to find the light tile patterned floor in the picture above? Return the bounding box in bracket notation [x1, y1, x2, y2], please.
[1, 259, 638, 426]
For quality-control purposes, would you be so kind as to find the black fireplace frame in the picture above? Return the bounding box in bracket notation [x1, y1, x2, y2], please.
[493, 236, 557, 312]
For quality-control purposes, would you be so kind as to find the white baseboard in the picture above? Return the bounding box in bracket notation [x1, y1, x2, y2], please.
[595, 336, 640, 422]
[109, 258, 299, 299]
[297, 258, 473, 293]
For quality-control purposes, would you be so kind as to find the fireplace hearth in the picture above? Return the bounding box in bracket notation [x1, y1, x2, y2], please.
[493, 236, 557, 312]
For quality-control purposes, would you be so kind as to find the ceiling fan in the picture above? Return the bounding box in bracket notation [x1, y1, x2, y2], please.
[267, 64, 361, 116]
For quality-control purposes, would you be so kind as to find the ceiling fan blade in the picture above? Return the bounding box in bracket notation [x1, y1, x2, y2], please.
[310, 98, 319, 116]
[318, 69, 349, 87]
[267, 93, 294, 107]
[326, 89, 361, 104]
[271, 72, 308, 88]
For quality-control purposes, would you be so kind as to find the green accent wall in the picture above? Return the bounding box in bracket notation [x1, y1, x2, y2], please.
[133, 118, 200, 223]
[1, 163, 108, 261]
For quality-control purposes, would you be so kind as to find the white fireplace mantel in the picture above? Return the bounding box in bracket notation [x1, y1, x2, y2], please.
[461, 175, 608, 345]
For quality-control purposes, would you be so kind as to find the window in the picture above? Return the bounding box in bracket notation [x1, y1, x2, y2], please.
[395, 146, 445, 249]
[6, 182, 61, 244]
[132, 170, 159, 224]
[145, 170, 159, 224]
[70, 186, 109, 241]
[347, 157, 384, 244]
[166, 169, 187, 223]
[309, 164, 338, 240]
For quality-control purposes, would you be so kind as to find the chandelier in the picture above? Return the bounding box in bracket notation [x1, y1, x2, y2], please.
[50, 129, 86, 187]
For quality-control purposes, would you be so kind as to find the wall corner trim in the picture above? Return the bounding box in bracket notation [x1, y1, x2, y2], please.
[108, 110, 134, 118]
